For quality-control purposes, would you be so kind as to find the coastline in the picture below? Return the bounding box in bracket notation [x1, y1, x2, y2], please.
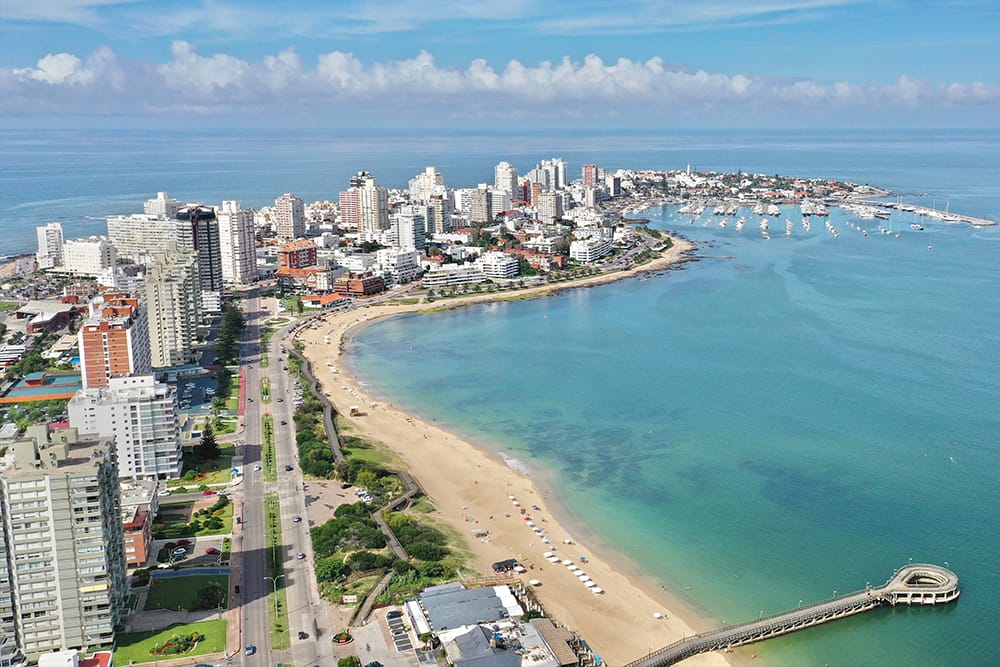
[297, 239, 730, 666]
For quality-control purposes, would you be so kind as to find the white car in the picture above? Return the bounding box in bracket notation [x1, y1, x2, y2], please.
[254, 464, 262, 471]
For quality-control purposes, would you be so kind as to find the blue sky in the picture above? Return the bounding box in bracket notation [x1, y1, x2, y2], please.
[1, 0, 998, 127]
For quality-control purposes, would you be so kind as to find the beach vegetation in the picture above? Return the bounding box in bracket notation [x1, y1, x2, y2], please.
[311, 503, 386, 557]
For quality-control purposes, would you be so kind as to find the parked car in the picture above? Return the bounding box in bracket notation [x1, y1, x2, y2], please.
[292, 514, 302, 523]
[202, 490, 217, 495]
[280, 420, 287, 426]
[176, 539, 192, 546]
[254, 464, 262, 471]
[172, 547, 187, 556]
[277, 397, 284, 402]
[157, 489, 171, 497]
[218, 489, 230, 495]
[297, 631, 308, 640]
[206, 547, 220, 555]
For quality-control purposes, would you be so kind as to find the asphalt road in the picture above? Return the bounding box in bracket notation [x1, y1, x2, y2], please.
[237, 289, 336, 667]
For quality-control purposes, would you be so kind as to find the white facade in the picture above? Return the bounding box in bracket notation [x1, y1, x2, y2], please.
[144, 191, 181, 218]
[494, 161, 519, 201]
[68, 375, 183, 480]
[376, 248, 422, 285]
[389, 205, 426, 250]
[452, 188, 474, 214]
[537, 191, 564, 223]
[61, 237, 117, 276]
[358, 177, 389, 240]
[143, 253, 199, 368]
[489, 190, 511, 216]
[217, 200, 258, 285]
[477, 251, 520, 279]
[275, 193, 305, 240]
[336, 251, 376, 274]
[35, 222, 64, 269]
[421, 264, 486, 288]
[570, 237, 614, 263]
[408, 166, 444, 204]
[106, 214, 188, 264]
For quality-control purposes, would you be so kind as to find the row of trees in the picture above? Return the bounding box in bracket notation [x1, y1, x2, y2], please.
[214, 305, 245, 366]
[294, 395, 336, 478]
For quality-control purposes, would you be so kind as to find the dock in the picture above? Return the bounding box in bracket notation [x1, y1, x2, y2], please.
[861, 200, 996, 226]
[624, 563, 959, 667]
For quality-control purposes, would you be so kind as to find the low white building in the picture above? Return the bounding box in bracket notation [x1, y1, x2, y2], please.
[570, 237, 614, 263]
[376, 248, 422, 285]
[477, 251, 520, 279]
[523, 236, 559, 254]
[421, 264, 486, 288]
[61, 237, 117, 277]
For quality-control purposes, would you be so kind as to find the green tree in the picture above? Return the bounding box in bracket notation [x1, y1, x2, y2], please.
[294, 297, 304, 315]
[197, 422, 219, 459]
[338, 657, 361, 667]
[194, 583, 226, 610]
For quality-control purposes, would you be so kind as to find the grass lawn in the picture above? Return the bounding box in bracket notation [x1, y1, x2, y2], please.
[225, 396, 239, 411]
[168, 444, 234, 487]
[265, 494, 290, 650]
[145, 574, 229, 611]
[262, 415, 276, 483]
[114, 620, 227, 665]
[153, 500, 233, 539]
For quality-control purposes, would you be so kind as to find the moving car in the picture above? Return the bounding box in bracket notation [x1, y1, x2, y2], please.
[202, 490, 217, 495]
[292, 514, 301, 523]
[296, 552, 306, 559]
[244, 644, 255, 656]
[284, 464, 293, 471]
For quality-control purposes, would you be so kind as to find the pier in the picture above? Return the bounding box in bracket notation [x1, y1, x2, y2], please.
[861, 200, 997, 226]
[625, 564, 959, 667]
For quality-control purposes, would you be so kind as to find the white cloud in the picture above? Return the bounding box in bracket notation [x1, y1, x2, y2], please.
[2, 44, 998, 125]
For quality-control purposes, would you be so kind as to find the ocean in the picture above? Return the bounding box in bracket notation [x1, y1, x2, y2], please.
[3, 128, 998, 665]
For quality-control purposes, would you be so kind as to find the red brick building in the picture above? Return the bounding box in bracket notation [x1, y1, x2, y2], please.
[332, 273, 385, 297]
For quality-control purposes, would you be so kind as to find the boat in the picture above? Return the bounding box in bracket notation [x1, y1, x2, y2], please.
[910, 223, 924, 231]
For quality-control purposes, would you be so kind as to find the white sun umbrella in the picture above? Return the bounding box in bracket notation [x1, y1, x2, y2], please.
[529, 579, 542, 586]
[508, 495, 516, 500]
[541, 538, 551, 544]
[527, 521, 536, 527]
[576, 571, 588, 578]
[591, 587, 604, 595]
[579, 575, 592, 583]
[561, 560, 573, 566]
[543, 551, 554, 559]
[513, 565, 526, 573]
[547, 556, 561, 564]
[567, 565, 580, 572]
[585, 581, 597, 588]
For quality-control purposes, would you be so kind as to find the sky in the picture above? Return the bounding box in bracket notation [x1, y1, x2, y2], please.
[1, 0, 998, 128]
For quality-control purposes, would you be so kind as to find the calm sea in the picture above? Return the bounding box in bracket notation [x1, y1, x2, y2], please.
[3, 128, 998, 665]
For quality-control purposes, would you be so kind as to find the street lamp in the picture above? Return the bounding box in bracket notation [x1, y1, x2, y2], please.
[264, 574, 285, 619]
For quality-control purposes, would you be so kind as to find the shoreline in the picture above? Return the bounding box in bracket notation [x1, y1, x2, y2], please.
[296, 239, 731, 666]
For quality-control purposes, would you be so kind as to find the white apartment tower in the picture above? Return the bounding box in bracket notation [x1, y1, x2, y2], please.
[427, 189, 453, 235]
[217, 200, 258, 285]
[537, 191, 564, 223]
[0, 424, 126, 661]
[388, 205, 427, 251]
[275, 193, 305, 240]
[143, 251, 199, 368]
[61, 237, 117, 277]
[68, 375, 183, 480]
[494, 161, 519, 202]
[358, 176, 389, 240]
[144, 191, 181, 218]
[470, 184, 492, 224]
[35, 222, 64, 269]
[408, 167, 444, 204]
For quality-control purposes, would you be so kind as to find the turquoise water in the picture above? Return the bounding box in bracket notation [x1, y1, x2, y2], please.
[4, 128, 998, 664]
[351, 209, 999, 665]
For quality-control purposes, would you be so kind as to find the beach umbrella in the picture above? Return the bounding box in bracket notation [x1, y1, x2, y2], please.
[653, 612, 664, 619]
[527, 521, 536, 527]
[561, 560, 573, 566]
[529, 579, 542, 586]
[591, 587, 604, 595]
[508, 495, 516, 500]
[513, 565, 526, 573]
[542, 552, 554, 558]
[576, 571, 588, 578]
[567, 565, 579, 572]
[585, 581, 597, 588]
[579, 575, 592, 583]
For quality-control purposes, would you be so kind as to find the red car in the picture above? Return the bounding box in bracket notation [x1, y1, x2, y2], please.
[203, 490, 217, 495]
[206, 547, 221, 555]
[175, 539, 192, 546]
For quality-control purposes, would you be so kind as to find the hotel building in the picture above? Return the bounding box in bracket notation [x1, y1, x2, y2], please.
[217, 200, 258, 285]
[78, 292, 151, 389]
[35, 222, 64, 270]
[275, 193, 305, 240]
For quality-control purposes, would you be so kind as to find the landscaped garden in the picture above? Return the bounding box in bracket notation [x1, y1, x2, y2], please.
[152, 496, 233, 539]
[113, 620, 227, 665]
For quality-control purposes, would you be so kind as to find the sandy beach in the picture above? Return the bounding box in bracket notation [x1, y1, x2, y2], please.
[296, 239, 729, 666]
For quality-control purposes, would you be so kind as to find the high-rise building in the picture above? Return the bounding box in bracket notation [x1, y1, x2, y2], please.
[427, 190, 452, 235]
[178, 206, 223, 314]
[489, 190, 511, 217]
[78, 292, 151, 389]
[143, 250, 199, 368]
[61, 237, 117, 277]
[494, 161, 519, 202]
[388, 205, 426, 251]
[408, 167, 444, 204]
[357, 176, 389, 240]
[0, 424, 126, 661]
[582, 164, 599, 187]
[217, 200, 257, 285]
[68, 375, 182, 479]
[537, 191, 564, 223]
[144, 191, 181, 218]
[470, 184, 492, 224]
[35, 222, 64, 269]
[338, 188, 360, 229]
[275, 193, 305, 240]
